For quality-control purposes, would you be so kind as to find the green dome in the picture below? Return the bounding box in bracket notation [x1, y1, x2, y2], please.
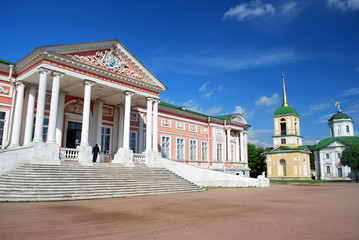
[274, 106, 299, 116]
[329, 111, 351, 121]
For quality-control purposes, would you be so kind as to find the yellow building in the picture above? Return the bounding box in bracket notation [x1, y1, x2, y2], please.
[266, 74, 311, 179]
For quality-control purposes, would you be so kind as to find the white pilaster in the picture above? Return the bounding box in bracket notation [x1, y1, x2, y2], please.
[118, 105, 124, 149]
[146, 98, 153, 152]
[33, 68, 50, 143]
[235, 131, 240, 162]
[113, 105, 119, 153]
[244, 131, 248, 163]
[80, 81, 93, 146]
[240, 130, 244, 162]
[123, 91, 134, 149]
[96, 100, 103, 146]
[139, 112, 145, 153]
[226, 128, 231, 161]
[152, 99, 159, 152]
[47, 72, 63, 144]
[23, 85, 37, 145]
[10, 81, 25, 146]
[55, 91, 66, 146]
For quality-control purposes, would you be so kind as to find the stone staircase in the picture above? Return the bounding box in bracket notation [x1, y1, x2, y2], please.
[0, 161, 204, 201]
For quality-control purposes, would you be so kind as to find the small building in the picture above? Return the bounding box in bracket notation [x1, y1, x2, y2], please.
[314, 103, 359, 180]
[265, 74, 311, 179]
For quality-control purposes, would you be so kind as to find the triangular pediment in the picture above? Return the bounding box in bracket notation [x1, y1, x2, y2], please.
[16, 40, 167, 92]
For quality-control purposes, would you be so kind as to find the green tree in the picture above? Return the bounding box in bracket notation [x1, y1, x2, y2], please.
[341, 145, 359, 182]
[306, 145, 316, 170]
[247, 143, 266, 178]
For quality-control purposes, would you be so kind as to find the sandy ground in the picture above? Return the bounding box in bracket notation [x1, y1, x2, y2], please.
[0, 182, 358, 240]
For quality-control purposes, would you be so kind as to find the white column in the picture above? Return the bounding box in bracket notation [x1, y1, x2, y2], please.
[244, 131, 248, 163]
[55, 91, 66, 145]
[47, 72, 63, 143]
[139, 112, 145, 153]
[80, 80, 93, 146]
[96, 100, 103, 146]
[235, 131, 240, 162]
[10, 81, 25, 146]
[240, 130, 244, 162]
[33, 68, 50, 142]
[118, 104, 124, 149]
[23, 85, 37, 145]
[226, 128, 231, 161]
[113, 105, 119, 153]
[152, 99, 159, 152]
[123, 91, 133, 149]
[146, 98, 153, 152]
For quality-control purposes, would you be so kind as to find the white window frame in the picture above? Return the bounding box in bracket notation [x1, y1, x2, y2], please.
[0, 108, 10, 148]
[189, 139, 198, 161]
[161, 135, 171, 159]
[217, 143, 223, 162]
[101, 125, 112, 154]
[129, 130, 137, 153]
[176, 137, 185, 160]
[201, 141, 208, 162]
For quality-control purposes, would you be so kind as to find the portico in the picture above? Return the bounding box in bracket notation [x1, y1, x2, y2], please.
[4, 40, 166, 166]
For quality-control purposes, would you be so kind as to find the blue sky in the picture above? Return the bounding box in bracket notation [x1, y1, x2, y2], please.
[1, 0, 358, 147]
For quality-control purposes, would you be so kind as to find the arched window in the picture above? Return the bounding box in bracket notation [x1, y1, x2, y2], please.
[346, 125, 350, 133]
[280, 118, 287, 135]
[326, 166, 331, 174]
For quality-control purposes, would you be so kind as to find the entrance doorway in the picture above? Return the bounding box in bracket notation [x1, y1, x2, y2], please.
[66, 121, 82, 148]
[280, 159, 287, 176]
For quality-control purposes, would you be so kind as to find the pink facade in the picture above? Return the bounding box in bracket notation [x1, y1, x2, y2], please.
[0, 40, 250, 175]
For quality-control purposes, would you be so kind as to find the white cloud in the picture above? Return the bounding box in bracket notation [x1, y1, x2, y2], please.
[199, 82, 224, 99]
[199, 81, 210, 93]
[318, 113, 333, 123]
[302, 102, 331, 116]
[205, 106, 223, 115]
[152, 47, 304, 75]
[234, 106, 254, 119]
[223, 0, 275, 21]
[247, 129, 272, 147]
[255, 93, 280, 107]
[181, 100, 223, 116]
[281, 1, 298, 13]
[328, 0, 359, 10]
[339, 88, 359, 96]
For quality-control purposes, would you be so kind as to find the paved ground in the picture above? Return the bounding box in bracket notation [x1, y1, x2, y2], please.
[0, 182, 358, 240]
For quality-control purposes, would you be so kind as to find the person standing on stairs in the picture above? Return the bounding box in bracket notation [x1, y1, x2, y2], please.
[92, 144, 100, 163]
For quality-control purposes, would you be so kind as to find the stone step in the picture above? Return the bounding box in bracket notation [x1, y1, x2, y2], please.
[0, 161, 203, 201]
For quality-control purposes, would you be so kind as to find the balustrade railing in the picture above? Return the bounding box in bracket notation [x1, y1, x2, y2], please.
[60, 148, 79, 161]
[133, 153, 145, 163]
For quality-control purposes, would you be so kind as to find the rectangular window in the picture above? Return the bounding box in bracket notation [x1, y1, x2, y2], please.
[130, 131, 137, 153]
[0, 111, 6, 146]
[33, 117, 49, 141]
[281, 138, 286, 144]
[190, 140, 197, 161]
[201, 141, 208, 162]
[337, 153, 341, 159]
[294, 166, 298, 175]
[326, 153, 330, 159]
[217, 143, 223, 162]
[101, 127, 111, 154]
[176, 138, 185, 160]
[161, 136, 170, 158]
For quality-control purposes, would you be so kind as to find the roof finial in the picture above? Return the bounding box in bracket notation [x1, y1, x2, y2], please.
[282, 72, 289, 107]
[335, 99, 342, 113]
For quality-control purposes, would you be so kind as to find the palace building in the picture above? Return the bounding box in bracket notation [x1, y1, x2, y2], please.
[314, 102, 359, 180]
[265, 74, 311, 179]
[0, 40, 265, 189]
